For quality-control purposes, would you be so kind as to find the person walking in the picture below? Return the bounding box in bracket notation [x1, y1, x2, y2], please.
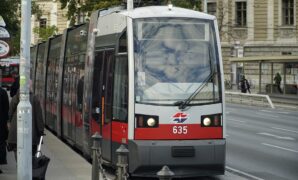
[7, 89, 44, 160]
[0, 87, 9, 174]
[274, 72, 282, 93]
[240, 75, 251, 93]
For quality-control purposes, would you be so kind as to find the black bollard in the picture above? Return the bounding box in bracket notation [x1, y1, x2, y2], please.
[91, 132, 102, 180]
[157, 165, 174, 180]
[116, 145, 129, 180]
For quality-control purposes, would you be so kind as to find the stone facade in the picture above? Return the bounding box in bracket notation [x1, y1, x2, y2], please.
[205, 0, 298, 93]
[31, 0, 68, 44]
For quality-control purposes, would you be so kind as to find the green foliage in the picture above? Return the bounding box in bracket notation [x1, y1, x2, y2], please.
[32, 1, 43, 20]
[0, 0, 43, 55]
[82, 0, 122, 13]
[171, 0, 201, 10]
[33, 26, 58, 42]
[60, 0, 202, 26]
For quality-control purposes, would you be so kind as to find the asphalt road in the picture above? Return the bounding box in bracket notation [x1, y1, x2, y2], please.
[226, 103, 298, 180]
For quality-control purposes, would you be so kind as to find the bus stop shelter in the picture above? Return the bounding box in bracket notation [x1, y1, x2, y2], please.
[229, 55, 298, 94]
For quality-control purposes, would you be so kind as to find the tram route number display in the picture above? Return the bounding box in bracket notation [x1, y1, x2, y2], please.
[172, 126, 188, 134]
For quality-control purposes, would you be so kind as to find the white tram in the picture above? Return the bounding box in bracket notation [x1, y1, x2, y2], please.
[32, 3, 226, 178]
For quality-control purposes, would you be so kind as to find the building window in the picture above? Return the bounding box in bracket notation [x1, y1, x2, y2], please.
[235, 1, 247, 27]
[39, 18, 47, 28]
[207, 2, 217, 15]
[282, 0, 294, 25]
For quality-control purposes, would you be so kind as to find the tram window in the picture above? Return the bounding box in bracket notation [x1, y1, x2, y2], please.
[112, 55, 128, 122]
[77, 70, 84, 112]
[104, 51, 115, 124]
[92, 51, 104, 123]
[118, 31, 127, 53]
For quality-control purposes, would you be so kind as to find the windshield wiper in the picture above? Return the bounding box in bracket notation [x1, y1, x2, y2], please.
[174, 70, 216, 110]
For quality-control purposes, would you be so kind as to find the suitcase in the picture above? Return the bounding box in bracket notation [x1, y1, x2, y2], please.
[32, 136, 50, 180]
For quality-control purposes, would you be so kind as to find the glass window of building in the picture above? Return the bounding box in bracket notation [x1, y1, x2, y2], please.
[39, 18, 47, 28]
[235, 1, 247, 27]
[282, 0, 294, 25]
[207, 2, 217, 15]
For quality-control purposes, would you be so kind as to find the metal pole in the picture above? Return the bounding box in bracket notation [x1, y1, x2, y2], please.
[18, 0, 32, 180]
[116, 145, 129, 180]
[204, 0, 207, 13]
[127, 0, 133, 10]
[92, 132, 101, 180]
[259, 61, 262, 93]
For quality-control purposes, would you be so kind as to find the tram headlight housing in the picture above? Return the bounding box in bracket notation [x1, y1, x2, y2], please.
[136, 114, 159, 128]
[201, 114, 222, 127]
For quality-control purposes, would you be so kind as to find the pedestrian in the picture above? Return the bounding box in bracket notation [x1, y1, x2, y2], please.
[10, 74, 19, 97]
[0, 86, 9, 174]
[240, 75, 251, 93]
[274, 72, 282, 93]
[7, 82, 44, 161]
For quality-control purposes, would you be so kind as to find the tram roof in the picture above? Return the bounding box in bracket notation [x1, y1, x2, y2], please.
[120, 6, 216, 20]
[229, 56, 298, 63]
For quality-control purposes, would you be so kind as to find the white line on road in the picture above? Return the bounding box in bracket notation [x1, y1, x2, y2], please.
[257, 132, 295, 141]
[226, 166, 264, 180]
[262, 143, 298, 153]
[255, 112, 279, 118]
[271, 127, 298, 134]
[228, 119, 246, 123]
[260, 109, 289, 114]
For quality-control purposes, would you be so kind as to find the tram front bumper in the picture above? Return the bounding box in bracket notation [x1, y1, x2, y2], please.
[128, 139, 226, 178]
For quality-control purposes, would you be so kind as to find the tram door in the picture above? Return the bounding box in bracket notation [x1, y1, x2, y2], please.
[99, 49, 115, 162]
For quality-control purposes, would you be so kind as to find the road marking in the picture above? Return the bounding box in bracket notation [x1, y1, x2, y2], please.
[271, 127, 298, 134]
[255, 112, 279, 118]
[257, 132, 295, 141]
[228, 119, 246, 123]
[260, 109, 289, 114]
[226, 166, 264, 180]
[262, 143, 298, 153]
[260, 109, 273, 113]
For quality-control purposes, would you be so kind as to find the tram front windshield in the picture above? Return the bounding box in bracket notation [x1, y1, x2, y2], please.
[134, 18, 221, 105]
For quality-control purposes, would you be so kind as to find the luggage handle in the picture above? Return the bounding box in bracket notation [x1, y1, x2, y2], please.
[35, 136, 44, 158]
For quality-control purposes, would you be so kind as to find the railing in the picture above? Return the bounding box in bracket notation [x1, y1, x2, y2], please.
[225, 91, 275, 109]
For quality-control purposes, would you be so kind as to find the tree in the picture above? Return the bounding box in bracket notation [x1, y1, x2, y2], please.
[0, 0, 43, 55]
[59, 0, 201, 26]
[33, 26, 58, 42]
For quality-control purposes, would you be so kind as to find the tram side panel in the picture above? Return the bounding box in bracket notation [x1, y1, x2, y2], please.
[34, 42, 46, 121]
[30, 45, 38, 92]
[85, 12, 128, 164]
[61, 24, 88, 149]
[45, 35, 62, 132]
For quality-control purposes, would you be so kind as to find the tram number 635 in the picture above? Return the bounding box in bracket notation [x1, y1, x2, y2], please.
[172, 126, 188, 134]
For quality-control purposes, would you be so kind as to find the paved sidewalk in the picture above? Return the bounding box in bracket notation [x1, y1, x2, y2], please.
[0, 130, 91, 180]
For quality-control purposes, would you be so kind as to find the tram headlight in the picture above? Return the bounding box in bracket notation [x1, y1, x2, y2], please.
[147, 118, 156, 127]
[201, 114, 222, 127]
[136, 114, 159, 128]
[203, 117, 212, 126]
